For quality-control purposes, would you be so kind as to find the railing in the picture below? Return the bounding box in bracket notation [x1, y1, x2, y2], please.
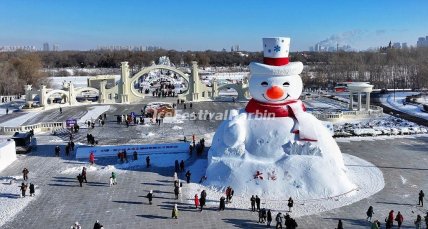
[0, 122, 65, 135]
[312, 105, 384, 121]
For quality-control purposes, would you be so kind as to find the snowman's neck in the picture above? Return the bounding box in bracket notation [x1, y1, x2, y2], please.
[245, 99, 305, 118]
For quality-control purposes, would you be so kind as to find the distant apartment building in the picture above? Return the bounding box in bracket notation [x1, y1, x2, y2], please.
[392, 42, 401, 49]
[311, 43, 352, 52]
[52, 44, 59, 51]
[0, 45, 37, 52]
[43, 42, 50, 51]
[417, 36, 428, 47]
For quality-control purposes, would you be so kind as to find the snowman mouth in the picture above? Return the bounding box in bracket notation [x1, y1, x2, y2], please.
[262, 93, 290, 102]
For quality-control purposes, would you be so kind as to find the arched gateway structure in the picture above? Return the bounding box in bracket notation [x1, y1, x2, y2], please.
[24, 61, 250, 108]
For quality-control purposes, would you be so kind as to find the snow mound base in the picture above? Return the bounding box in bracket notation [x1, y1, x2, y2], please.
[184, 154, 384, 216]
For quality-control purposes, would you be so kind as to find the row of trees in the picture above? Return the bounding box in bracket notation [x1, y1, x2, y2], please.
[1, 47, 428, 95]
[0, 53, 48, 95]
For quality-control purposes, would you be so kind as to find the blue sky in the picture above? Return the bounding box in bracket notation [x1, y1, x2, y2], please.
[0, 0, 427, 51]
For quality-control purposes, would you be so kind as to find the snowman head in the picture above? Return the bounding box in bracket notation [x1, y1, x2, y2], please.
[249, 70, 303, 104]
[248, 37, 304, 104]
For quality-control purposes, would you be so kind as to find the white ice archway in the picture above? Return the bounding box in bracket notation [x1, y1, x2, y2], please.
[129, 65, 190, 98]
[44, 89, 69, 105]
[217, 84, 249, 101]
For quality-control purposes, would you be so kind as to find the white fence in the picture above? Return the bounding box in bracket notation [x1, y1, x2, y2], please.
[0, 122, 65, 135]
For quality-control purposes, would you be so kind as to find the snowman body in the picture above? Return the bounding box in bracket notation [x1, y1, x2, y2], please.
[206, 37, 355, 199]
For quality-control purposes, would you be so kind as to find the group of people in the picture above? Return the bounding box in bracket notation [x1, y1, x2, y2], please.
[86, 133, 97, 145]
[70, 220, 103, 229]
[19, 168, 35, 197]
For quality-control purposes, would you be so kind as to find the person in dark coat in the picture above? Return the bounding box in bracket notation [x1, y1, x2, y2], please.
[82, 167, 87, 183]
[395, 211, 403, 228]
[29, 183, 35, 196]
[366, 206, 374, 221]
[77, 174, 84, 187]
[250, 195, 256, 212]
[179, 160, 185, 172]
[336, 219, 343, 229]
[174, 186, 179, 199]
[419, 190, 425, 207]
[93, 220, 102, 229]
[133, 151, 138, 161]
[174, 160, 179, 173]
[65, 144, 70, 156]
[20, 182, 27, 197]
[185, 170, 191, 183]
[219, 196, 226, 211]
[275, 212, 283, 229]
[54, 145, 60, 157]
[288, 197, 294, 212]
[22, 168, 29, 181]
[70, 141, 75, 151]
[386, 210, 394, 229]
[146, 156, 150, 168]
[147, 190, 153, 205]
[267, 209, 272, 227]
[255, 195, 261, 211]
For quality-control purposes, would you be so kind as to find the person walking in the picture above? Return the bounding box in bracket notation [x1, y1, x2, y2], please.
[29, 183, 35, 196]
[20, 182, 27, 197]
[174, 160, 179, 173]
[59, 107, 62, 114]
[267, 209, 272, 227]
[424, 212, 428, 229]
[82, 167, 87, 183]
[366, 206, 374, 221]
[146, 190, 153, 205]
[336, 219, 343, 229]
[419, 190, 425, 207]
[174, 186, 179, 199]
[55, 145, 60, 157]
[256, 195, 261, 211]
[194, 194, 200, 209]
[395, 211, 403, 228]
[180, 160, 185, 172]
[22, 168, 29, 181]
[185, 170, 191, 183]
[386, 210, 394, 229]
[89, 152, 95, 165]
[219, 196, 226, 211]
[172, 204, 179, 219]
[146, 156, 150, 168]
[288, 197, 294, 212]
[111, 172, 117, 185]
[415, 214, 422, 229]
[77, 174, 84, 187]
[251, 195, 256, 212]
[275, 212, 283, 229]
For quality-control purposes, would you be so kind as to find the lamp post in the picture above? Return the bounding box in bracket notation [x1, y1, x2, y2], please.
[392, 66, 395, 102]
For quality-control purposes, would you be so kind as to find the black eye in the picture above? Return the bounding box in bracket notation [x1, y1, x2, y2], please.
[261, 81, 268, 86]
[283, 82, 290, 86]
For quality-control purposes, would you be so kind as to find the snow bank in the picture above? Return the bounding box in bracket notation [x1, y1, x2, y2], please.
[183, 153, 384, 216]
[0, 141, 16, 172]
[0, 112, 39, 127]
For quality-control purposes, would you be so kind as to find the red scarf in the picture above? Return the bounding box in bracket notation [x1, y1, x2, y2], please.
[245, 99, 306, 118]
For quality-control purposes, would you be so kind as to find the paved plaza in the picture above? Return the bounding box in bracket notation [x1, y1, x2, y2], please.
[1, 101, 428, 228]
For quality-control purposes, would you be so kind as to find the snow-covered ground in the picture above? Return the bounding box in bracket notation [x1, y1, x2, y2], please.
[0, 112, 39, 127]
[182, 153, 384, 217]
[381, 92, 428, 121]
[0, 176, 40, 228]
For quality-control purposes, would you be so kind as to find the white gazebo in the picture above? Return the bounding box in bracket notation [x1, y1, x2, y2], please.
[347, 82, 374, 111]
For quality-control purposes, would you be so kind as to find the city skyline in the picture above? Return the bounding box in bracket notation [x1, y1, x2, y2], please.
[0, 0, 427, 51]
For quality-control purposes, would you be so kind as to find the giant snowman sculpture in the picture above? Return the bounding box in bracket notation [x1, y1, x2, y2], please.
[206, 37, 356, 199]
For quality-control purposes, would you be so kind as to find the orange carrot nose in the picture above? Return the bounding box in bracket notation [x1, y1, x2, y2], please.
[266, 86, 284, 99]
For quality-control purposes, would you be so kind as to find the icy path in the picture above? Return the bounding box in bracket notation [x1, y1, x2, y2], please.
[381, 92, 428, 121]
[183, 153, 384, 217]
[0, 112, 39, 127]
[77, 105, 110, 125]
